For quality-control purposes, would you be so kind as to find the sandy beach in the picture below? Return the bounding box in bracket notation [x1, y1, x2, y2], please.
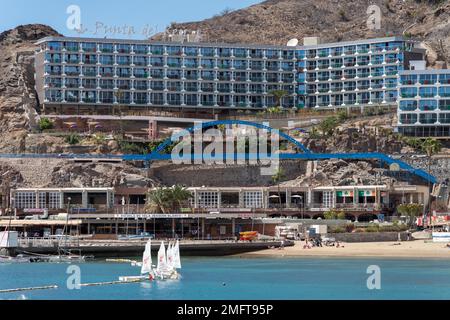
[241, 240, 450, 259]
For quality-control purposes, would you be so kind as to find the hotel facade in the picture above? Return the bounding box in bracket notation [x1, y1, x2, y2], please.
[34, 36, 423, 114]
[397, 69, 450, 137]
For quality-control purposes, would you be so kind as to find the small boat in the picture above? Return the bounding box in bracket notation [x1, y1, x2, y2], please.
[119, 239, 182, 282]
[155, 241, 181, 280]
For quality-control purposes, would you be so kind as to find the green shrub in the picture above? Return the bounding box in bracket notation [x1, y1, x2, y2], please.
[65, 134, 81, 145]
[366, 225, 380, 232]
[38, 118, 54, 131]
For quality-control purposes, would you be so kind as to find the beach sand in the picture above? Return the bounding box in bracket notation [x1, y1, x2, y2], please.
[241, 240, 450, 259]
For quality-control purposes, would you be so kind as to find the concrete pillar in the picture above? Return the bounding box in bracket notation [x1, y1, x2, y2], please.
[263, 190, 269, 209]
[82, 190, 88, 208]
[409, 193, 414, 204]
[286, 189, 292, 209]
[239, 191, 245, 208]
[217, 191, 221, 209]
[106, 191, 111, 209]
[232, 218, 236, 235]
[35, 191, 40, 209]
[307, 188, 313, 206]
[59, 191, 64, 209]
[194, 190, 199, 209]
[354, 188, 358, 205]
[418, 193, 424, 205]
[332, 189, 337, 208]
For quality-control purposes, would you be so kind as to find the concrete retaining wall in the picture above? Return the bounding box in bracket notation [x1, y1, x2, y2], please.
[329, 231, 408, 243]
[152, 160, 307, 187]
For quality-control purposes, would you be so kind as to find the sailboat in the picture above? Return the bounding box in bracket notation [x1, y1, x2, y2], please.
[154, 241, 181, 280]
[119, 239, 154, 282]
[119, 240, 181, 282]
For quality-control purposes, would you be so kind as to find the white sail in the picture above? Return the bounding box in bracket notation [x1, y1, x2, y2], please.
[156, 241, 167, 272]
[167, 242, 175, 271]
[140, 239, 152, 275]
[173, 240, 181, 269]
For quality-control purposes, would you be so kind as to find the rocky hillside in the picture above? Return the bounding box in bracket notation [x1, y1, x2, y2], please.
[0, 24, 61, 152]
[158, 0, 450, 66]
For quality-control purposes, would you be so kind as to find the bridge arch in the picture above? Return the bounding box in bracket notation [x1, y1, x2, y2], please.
[151, 120, 311, 156]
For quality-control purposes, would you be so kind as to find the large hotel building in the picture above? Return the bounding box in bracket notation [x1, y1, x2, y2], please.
[34, 36, 424, 114]
[397, 68, 450, 138]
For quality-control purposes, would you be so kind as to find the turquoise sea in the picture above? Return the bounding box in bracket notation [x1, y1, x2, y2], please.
[1, 257, 450, 300]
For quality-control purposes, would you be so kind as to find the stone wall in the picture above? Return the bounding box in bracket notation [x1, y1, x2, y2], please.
[329, 232, 408, 243]
[151, 160, 307, 187]
[400, 156, 450, 182]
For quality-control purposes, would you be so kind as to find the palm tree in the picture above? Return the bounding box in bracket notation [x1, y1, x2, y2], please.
[421, 138, 442, 225]
[269, 90, 288, 108]
[170, 185, 192, 213]
[145, 185, 192, 214]
[272, 168, 285, 210]
[146, 187, 170, 214]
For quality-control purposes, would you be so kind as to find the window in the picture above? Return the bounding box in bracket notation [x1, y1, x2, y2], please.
[99, 79, 114, 89]
[419, 100, 437, 111]
[65, 90, 79, 102]
[82, 66, 97, 77]
[82, 91, 97, 103]
[117, 44, 131, 54]
[419, 74, 438, 85]
[82, 43, 97, 52]
[133, 56, 148, 66]
[184, 58, 198, 68]
[134, 92, 148, 104]
[117, 56, 131, 65]
[117, 68, 131, 78]
[49, 192, 61, 209]
[100, 91, 114, 103]
[150, 45, 164, 55]
[100, 55, 114, 65]
[15, 192, 37, 209]
[419, 87, 437, 98]
[197, 192, 218, 208]
[200, 47, 215, 57]
[134, 80, 148, 90]
[244, 191, 263, 208]
[419, 113, 438, 124]
[323, 191, 333, 208]
[439, 113, 450, 124]
[45, 90, 62, 102]
[399, 100, 417, 111]
[167, 46, 182, 56]
[399, 114, 417, 124]
[99, 43, 114, 53]
[82, 79, 97, 89]
[134, 45, 148, 54]
[184, 47, 198, 56]
[47, 42, 62, 51]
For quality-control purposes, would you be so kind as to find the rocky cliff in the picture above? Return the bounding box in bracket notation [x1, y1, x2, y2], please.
[157, 0, 450, 66]
[0, 24, 61, 152]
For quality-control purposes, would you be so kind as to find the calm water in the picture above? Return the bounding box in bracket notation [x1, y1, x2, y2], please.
[1, 257, 450, 300]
